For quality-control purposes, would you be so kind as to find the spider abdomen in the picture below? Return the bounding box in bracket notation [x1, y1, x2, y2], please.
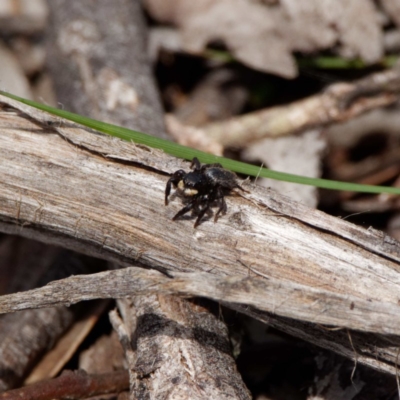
[203, 168, 238, 189]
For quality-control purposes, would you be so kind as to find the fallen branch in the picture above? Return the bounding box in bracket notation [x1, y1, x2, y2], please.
[202, 66, 400, 146]
[0, 370, 129, 400]
[1, 268, 400, 337]
[2, 95, 400, 375]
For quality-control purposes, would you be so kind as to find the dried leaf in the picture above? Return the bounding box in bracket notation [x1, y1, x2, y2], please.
[144, 0, 383, 78]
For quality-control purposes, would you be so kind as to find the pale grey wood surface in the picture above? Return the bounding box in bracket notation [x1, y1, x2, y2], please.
[1, 94, 400, 374]
[44, 2, 251, 395]
[46, 0, 167, 138]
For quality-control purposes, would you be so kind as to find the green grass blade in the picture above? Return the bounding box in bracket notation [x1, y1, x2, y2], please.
[297, 55, 398, 69]
[2, 90, 400, 195]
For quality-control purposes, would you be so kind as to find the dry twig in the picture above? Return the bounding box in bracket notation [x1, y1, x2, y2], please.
[0, 370, 129, 400]
[202, 67, 400, 146]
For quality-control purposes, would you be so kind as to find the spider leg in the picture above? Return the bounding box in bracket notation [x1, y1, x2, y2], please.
[227, 180, 247, 194]
[165, 179, 173, 205]
[213, 187, 227, 222]
[235, 182, 246, 192]
[172, 200, 196, 221]
[191, 157, 201, 170]
[194, 200, 211, 228]
[214, 197, 227, 222]
[165, 170, 185, 205]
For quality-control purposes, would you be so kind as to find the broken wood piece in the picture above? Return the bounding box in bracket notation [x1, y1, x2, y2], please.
[1, 95, 400, 375]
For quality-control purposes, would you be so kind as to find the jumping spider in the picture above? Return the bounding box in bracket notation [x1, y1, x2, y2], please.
[165, 157, 244, 228]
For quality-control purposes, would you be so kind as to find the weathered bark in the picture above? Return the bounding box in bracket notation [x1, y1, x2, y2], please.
[3, 267, 400, 338]
[43, 2, 249, 398]
[46, 0, 167, 138]
[0, 370, 129, 400]
[202, 67, 400, 146]
[114, 296, 252, 400]
[1, 96, 400, 376]
[0, 240, 104, 391]
[0, 307, 74, 392]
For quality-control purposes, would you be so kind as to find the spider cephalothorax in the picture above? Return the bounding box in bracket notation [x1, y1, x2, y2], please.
[165, 157, 244, 227]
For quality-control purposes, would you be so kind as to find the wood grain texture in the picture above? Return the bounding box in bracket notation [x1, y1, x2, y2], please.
[0, 242, 101, 391]
[203, 67, 400, 145]
[1, 95, 400, 374]
[2, 268, 400, 336]
[46, 0, 167, 138]
[43, 2, 250, 395]
[127, 295, 252, 400]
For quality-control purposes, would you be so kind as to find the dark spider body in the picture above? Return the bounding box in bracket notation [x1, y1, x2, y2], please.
[165, 157, 244, 227]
